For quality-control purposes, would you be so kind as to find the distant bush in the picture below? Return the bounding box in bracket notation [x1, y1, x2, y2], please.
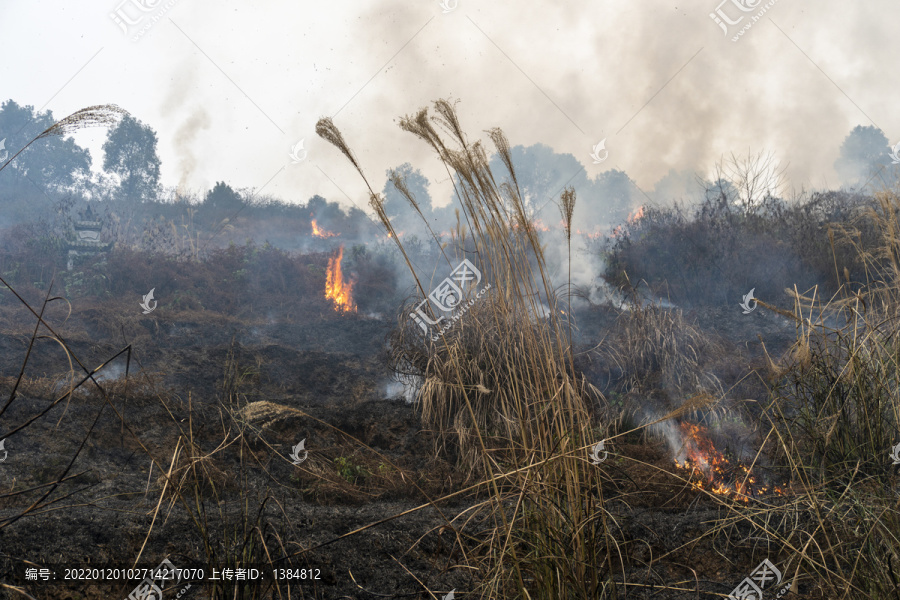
[54, 242, 398, 318]
[0, 220, 68, 292]
[603, 190, 877, 307]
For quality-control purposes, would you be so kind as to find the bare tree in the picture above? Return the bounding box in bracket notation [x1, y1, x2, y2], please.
[713, 149, 787, 215]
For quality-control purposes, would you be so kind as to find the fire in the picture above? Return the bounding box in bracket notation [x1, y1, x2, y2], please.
[575, 228, 604, 239]
[627, 205, 645, 223]
[509, 219, 549, 233]
[673, 422, 783, 502]
[311, 219, 339, 238]
[325, 245, 356, 313]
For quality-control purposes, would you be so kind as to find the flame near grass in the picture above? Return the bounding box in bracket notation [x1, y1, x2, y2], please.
[673, 422, 784, 501]
[316, 99, 609, 599]
[325, 245, 355, 313]
[311, 219, 339, 238]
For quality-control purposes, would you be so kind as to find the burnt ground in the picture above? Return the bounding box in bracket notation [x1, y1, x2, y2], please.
[0, 297, 812, 599]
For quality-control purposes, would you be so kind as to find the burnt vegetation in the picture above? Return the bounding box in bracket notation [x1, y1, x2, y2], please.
[0, 100, 898, 600]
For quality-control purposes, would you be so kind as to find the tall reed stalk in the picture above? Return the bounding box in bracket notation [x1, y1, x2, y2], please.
[317, 99, 619, 599]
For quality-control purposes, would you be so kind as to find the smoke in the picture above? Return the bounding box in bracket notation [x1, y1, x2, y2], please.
[287, 0, 896, 201]
[89, 0, 894, 326]
[88, 0, 872, 205]
[95, 362, 127, 382]
[173, 108, 212, 191]
[651, 418, 689, 464]
[536, 227, 607, 305]
[384, 377, 421, 403]
[644, 410, 757, 466]
[159, 59, 212, 193]
[127, 1, 896, 301]
[651, 169, 707, 207]
[52, 360, 127, 395]
[0, 1, 893, 207]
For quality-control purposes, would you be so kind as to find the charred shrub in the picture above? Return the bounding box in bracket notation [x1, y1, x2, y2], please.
[604, 191, 877, 307]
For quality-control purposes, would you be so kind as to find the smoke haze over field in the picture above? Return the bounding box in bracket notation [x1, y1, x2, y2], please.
[0, 1, 898, 217]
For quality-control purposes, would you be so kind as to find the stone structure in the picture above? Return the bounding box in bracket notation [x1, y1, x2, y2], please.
[67, 205, 111, 270]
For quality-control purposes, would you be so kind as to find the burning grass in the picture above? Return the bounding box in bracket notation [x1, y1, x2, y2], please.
[673, 421, 786, 501]
[315, 98, 900, 596]
[4, 101, 900, 599]
[311, 219, 339, 238]
[325, 245, 356, 313]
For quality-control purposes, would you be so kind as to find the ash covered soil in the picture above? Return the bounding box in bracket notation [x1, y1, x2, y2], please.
[0, 300, 805, 599]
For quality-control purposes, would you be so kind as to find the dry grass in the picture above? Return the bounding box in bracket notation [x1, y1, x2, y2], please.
[317, 100, 900, 598]
[725, 188, 900, 598]
[6, 101, 900, 598]
[318, 99, 629, 599]
[602, 299, 724, 404]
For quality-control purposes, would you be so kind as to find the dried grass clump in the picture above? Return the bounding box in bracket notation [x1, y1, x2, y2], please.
[390, 292, 599, 468]
[317, 99, 615, 599]
[604, 301, 724, 405]
[754, 186, 900, 597]
[320, 100, 598, 473]
[765, 190, 900, 476]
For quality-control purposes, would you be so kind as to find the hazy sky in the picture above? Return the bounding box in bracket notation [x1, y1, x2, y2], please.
[1, 0, 897, 211]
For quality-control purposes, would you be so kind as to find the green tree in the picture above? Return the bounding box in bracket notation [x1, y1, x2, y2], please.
[488, 143, 589, 217]
[652, 168, 704, 206]
[102, 114, 161, 202]
[0, 99, 92, 193]
[203, 181, 243, 211]
[589, 168, 642, 226]
[834, 125, 890, 186]
[382, 163, 434, 236]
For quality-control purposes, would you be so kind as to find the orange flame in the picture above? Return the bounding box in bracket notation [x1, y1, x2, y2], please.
[575, 228, 605, 239]
[627, 205, 645, 223]
[312, 219, 339, 238]
[673, 422, 782, 502]
[325, 246, 356, 313]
